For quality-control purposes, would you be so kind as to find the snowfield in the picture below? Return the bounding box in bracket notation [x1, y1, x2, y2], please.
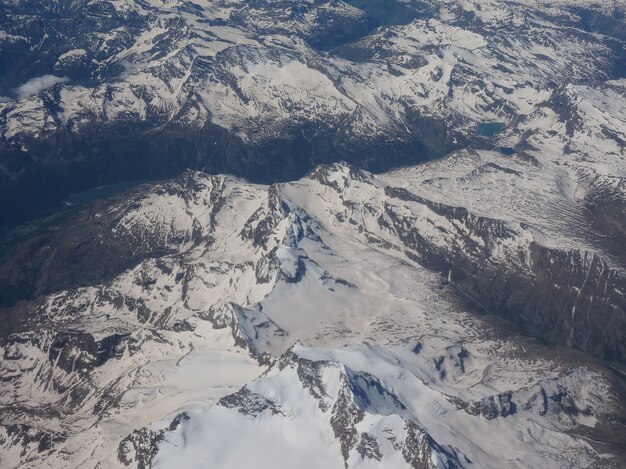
[1, 159, 625, 467]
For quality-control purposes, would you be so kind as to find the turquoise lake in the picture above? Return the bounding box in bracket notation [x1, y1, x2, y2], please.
[477, 122, 505, 138]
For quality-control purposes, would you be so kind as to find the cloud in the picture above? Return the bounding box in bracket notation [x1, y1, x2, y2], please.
[15, 75, 69, 100]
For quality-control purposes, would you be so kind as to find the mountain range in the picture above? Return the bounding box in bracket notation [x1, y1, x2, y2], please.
[0, 0, 625, 468]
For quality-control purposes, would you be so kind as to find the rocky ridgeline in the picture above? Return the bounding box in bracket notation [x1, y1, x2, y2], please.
[0, 0, 624, 227]
[0, 160, 624, 466]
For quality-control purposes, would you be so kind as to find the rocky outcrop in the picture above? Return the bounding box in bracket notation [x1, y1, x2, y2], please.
[2, 0, 624, 230]
[156, 346, 465, 468]
[117, 427, 165, 469]
[383, 184, 626, 363]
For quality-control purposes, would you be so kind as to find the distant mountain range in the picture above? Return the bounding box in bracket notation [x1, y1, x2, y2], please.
[1, 0, 624, 227]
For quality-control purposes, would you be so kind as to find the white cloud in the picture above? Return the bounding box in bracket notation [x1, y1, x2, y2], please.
[15, 75, 69, 100]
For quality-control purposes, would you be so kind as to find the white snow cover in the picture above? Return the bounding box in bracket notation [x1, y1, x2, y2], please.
[0, 0, 625, 467]
[1, 161, 622, 467]
[153, 340, 615, 469]
[2, 0, 624, 148]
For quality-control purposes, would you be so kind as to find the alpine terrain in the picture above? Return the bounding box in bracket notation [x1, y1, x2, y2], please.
[0, 0, 625, 468]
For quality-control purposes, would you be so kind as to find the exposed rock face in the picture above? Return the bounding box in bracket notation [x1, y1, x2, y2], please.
[382, 184, 626, 361]
[0, 424, 65, 466]
[117, 428, 165, 469]
[3, 164, 623, 363]
[301, 164, 626, 363]
[462, 392, 517, 420]
[155, 346, 464, 469]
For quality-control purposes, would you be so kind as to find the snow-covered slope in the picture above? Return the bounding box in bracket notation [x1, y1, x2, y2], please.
[1, 0, 621, 143]
[1, 162, 624, 467]
[153, 344, 619, 469]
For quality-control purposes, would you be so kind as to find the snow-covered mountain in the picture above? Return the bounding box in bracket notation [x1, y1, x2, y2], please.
[0, 0, 625, 467]
[0, 0, 624, 226]
[1, 161, 625, 467]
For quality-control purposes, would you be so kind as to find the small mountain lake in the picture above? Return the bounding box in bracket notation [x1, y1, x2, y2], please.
[477, 122, 505, 138]
[64, 181, 144, 206]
